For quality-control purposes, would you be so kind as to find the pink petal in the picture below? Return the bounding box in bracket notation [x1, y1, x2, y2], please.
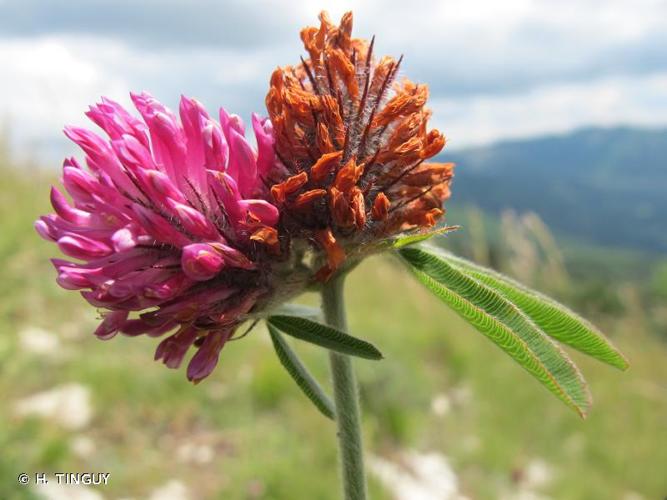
[210, 242, 255, 270]
[86, 97, 149, 146]
[144, 273, 192, 300]
[50, 187, 91, 225]
[35, 219, 55, 241]
[252, 113, 276, 178]
[187, 330, 232, 382]
[179, 95, 208, 194]
[238, 199, 280, 227]
[131, 92, 184, 184]
[58, 234, 112, 259]
[64, 126, 137, 196]
[202, 120, 228, 171]
[207, 170, 243, 225]
[165, 199, 218, 240]
[181, 243, 226, 281]
[155, 326, 199, 369]
[219, 107, 245, 137]
[112, 134, 159, 173]
[145, 169, 187, 203]
[132, 205, 191, 247]
[227, 128, 257, 197]
[111, 227, 138, 252]
[95, 310, 129, 340]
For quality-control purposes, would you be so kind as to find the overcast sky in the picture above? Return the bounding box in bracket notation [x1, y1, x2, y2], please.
[1, 0, 666, 163]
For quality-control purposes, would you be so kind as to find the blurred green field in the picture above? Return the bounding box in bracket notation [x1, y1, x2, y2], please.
[1, 159, 666, 500]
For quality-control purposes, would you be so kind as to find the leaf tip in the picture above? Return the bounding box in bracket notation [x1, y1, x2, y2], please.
[616, 362, 630, 372]
[570, 394, 591, 420]
[616, 355, 630, 371]
[369, 349, 384, 361]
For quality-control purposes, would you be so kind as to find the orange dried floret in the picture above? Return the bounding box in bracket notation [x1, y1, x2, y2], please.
[266, 11, 454, 280]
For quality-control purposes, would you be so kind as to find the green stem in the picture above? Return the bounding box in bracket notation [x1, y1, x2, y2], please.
[322, 273, 367, 500]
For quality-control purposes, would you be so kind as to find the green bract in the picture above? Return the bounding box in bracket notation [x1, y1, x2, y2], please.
[265, 242, 627, 420]
[398, 244, 628, 417]
[267, 323, 335, 419]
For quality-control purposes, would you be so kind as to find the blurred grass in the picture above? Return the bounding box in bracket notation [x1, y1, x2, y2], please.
[0, 159, 666, 499]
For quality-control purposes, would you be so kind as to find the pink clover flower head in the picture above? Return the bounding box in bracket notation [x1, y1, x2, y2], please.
[36, 93, 283, 382]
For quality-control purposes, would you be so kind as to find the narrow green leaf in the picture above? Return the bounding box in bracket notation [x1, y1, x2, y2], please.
[398, 246, 591, 417]
[439, 250, 629, 371]
[392, 225, 460, 249]
[267, 323, 335, 419]
[268, 315, 383, 361]
[269, 303, 322, 321]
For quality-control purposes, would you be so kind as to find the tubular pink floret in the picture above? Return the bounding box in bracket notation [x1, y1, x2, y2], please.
[181, 243, 226, 281]
[37, 93, 282, 382]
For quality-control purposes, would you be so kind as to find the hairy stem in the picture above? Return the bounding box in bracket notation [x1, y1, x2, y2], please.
[322, 274, 367, 500]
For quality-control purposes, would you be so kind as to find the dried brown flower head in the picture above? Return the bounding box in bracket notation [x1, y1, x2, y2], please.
[266, 11, 454, 279]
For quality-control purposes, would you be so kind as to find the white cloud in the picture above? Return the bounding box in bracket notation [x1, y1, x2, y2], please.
[0, 36, 278, 162]
[0, 0, 665, 162]
[432, 73, 667, 148]
[0, 37, 129, 161]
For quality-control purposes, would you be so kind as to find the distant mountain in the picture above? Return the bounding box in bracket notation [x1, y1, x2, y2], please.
[444, 126, 667, 253]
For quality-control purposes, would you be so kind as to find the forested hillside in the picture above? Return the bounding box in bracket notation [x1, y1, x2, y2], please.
[446, 127, 667, 252]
